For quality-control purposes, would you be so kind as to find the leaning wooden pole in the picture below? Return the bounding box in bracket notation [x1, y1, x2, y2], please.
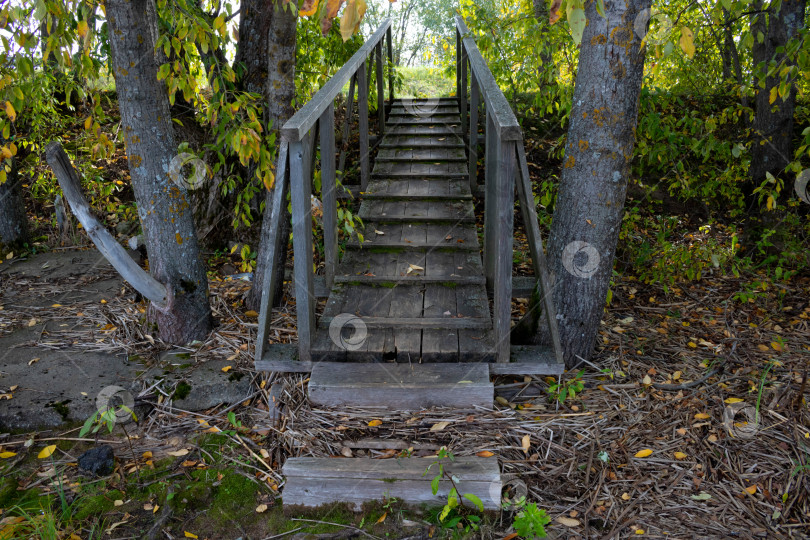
[45, 142, 169, 307]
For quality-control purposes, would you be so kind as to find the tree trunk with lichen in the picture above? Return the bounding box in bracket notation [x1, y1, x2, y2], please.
[245, 0, 297, 312]
[546, 0, 651, 367]
[107, 0, 212, 343]
[748, 0, 806, 210]
[0, 152, 29, 248]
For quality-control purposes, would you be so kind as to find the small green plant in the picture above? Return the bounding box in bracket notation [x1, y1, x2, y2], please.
[511, 500, 550, 538]
[424, 448, 485, 534]
[547, 370, 585, 404]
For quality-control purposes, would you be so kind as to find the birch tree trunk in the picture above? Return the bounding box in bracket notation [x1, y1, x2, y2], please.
[107, 0, 212, 343]
[547, 0, 651, 367]
[246, 1, 297, 311]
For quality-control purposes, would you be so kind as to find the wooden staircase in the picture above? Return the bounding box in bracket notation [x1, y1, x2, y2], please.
[312, 98, 496, 364]
[255, 17, 566, 511]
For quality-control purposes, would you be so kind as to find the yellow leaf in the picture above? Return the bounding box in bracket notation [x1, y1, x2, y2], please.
[184, 532, 198, 539]
[769, 86, 778, 105]
[84, 116, 92, 130]
[476, 450, 494, 457]
[695, 413, 710, 420]
[368, 419, 382, 427]
[51, 304, 62, 308]
[757, 344, 770, 352]
[221, 365, 233, 373]
[326, 0, 345, 18]
[724, 398, 744, 404]
[521, 434, 530, 454]
[430, 421, 450, 432]
[299, 0, 318, 16]
[687, 341, 697, 348]
[766, 195, 775, 211]
[4, 101, 15, 122]
[549, 0, 563, 24]
[674, 452, 688, 460]
[114, 499, 124, 506]
[771, 341, 783, 352]
[0, 451, 17, 458]
[679, 27, 695, 58]
[142, 451, 153, 459]
[38, 445, 57, 459]
[376, 511, 387, 524]
[256, 503, 268, 513]
[77, 20, 89, 37]
[168, 449, 189, 457]
[634, 449, 653, 458]
[340, 0, 367, 42]
[744, 485, 757, 495]
[244, 310, 259, 318]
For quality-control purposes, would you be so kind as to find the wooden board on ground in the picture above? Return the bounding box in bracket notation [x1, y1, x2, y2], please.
[282, 456, 501, 510]
[308, 362, 493, 409]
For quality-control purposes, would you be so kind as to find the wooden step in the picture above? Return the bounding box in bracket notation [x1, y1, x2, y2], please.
[349, 222, 479, 248]
[373, 161, 468, 178]
[358, 199, 474, 223]
[363, 178, 471, 200]
[307, 362, 493, 409]
[282, 455, 501, 510]
[385, 125, 462, 136]
[338, 249, 484, 279]
[388, 115, 461, 125]
[376, 147, 467, 161]
[380, 135, 465, 149]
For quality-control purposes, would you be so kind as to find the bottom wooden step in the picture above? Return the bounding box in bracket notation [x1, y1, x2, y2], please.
[283, 456, 501, 510]
[308, 362, 493, 409]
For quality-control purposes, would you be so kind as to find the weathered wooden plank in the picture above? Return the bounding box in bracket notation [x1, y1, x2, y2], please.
[358, 60, 370, 190]
[455, 16, 522, 142]
[289, 133, 316, 363]
[334, 275, 485, 285]
[307, 363, 493, 409]
[338, 74, 355, 176]
[255, 142, 289, 363]
[320, 105, 338, 288]
[422, 285, 459, 361]
[282, 19, 391, 141]
[282, 456, 500, 510]
[358, 200, 474, 222]
[389, 285, 423, 361]
[319, 316, 490, 330]
[493, 138, 516, 363]
[386, 26, 394, 105]
[376, 41, 385, 136]
[492, 345, 565, 374]
[469, 71, 480, 191]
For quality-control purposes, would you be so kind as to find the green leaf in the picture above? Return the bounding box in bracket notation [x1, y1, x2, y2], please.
[463, 493, 484, 512]
[567, 8, 586, 45]
[431, 475, 440, 495]
[595, 0, 605, 18]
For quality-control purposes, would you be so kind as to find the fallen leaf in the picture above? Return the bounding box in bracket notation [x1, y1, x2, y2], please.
[221, 365, 233, 373]
[376, 512, 387, 524]
[621, 492, 630, 500]
[556, 516, 580, 527]
[406, 263, 424, 275]
[0, 451, 17, 458]
[368, 419, 382, 427]
[256, 504, 268, 513]
[708, 434, 718, 443]
[476, 450, 494, 457]
[694, 412, 710, 420]
[744, 485, 757, 495]
[245, 310, 259, 317]
[9, 385, 17, 392]
[142, 451, 153, 459]
[184, 533, 198, 539]
[691, 492, 712, 501]
[38, 445, 57, 459]
[642, 375, 652, 386]
[634, 449, 653, 458]
[724, 397, 744, 404]
[521, 434, 530, 454]
[430, 421, 450, 432]
[674, 452, 688, 460]
[114, 499, 124, 507]
[168, 449, 190, 457]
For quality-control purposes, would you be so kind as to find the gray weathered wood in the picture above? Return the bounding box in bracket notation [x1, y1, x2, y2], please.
[318, 316, 490, 330]
[281, 19, 391, 142]
[386, 26, 394, 105]
[338, 74, 355, 177]
[320, 106, 338, 287]
[308, 363, 493, 409]
[469, 72, 480, 191]
[376, 41, 385, 136]
[282, 456, 500, 510]
[494, 138, 516, 363]
[255, 141, 289, 362]
[460, 47, 468, 142]
[289, 132, 316, 362]
[492, 345, 565, 374]
[45, 143, 168, 307]
[455, 17, 521, 142]
[358, 60, 370, 190]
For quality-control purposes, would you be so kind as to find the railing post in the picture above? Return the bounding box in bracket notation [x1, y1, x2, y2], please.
[358, 60, 370, 190]
[469, 72, 479, 192]
[386, 26, 394, 106]
[494, 138, 516, 363]
[320, 104, 337, 288]
[289, 131, 315, 363]
[460, 46, 468, 142]
[376, 42, 385, 136]
[456, 29, 461, 100]
[483, 110, 497, 284]
[338, 74, 355, 176]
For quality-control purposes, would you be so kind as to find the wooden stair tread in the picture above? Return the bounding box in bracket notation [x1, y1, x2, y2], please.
[282, 455, 501, 509]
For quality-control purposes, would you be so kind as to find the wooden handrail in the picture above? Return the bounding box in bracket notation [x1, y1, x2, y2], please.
[281, 19, 392, 142]
[455, 16, 522, 142]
